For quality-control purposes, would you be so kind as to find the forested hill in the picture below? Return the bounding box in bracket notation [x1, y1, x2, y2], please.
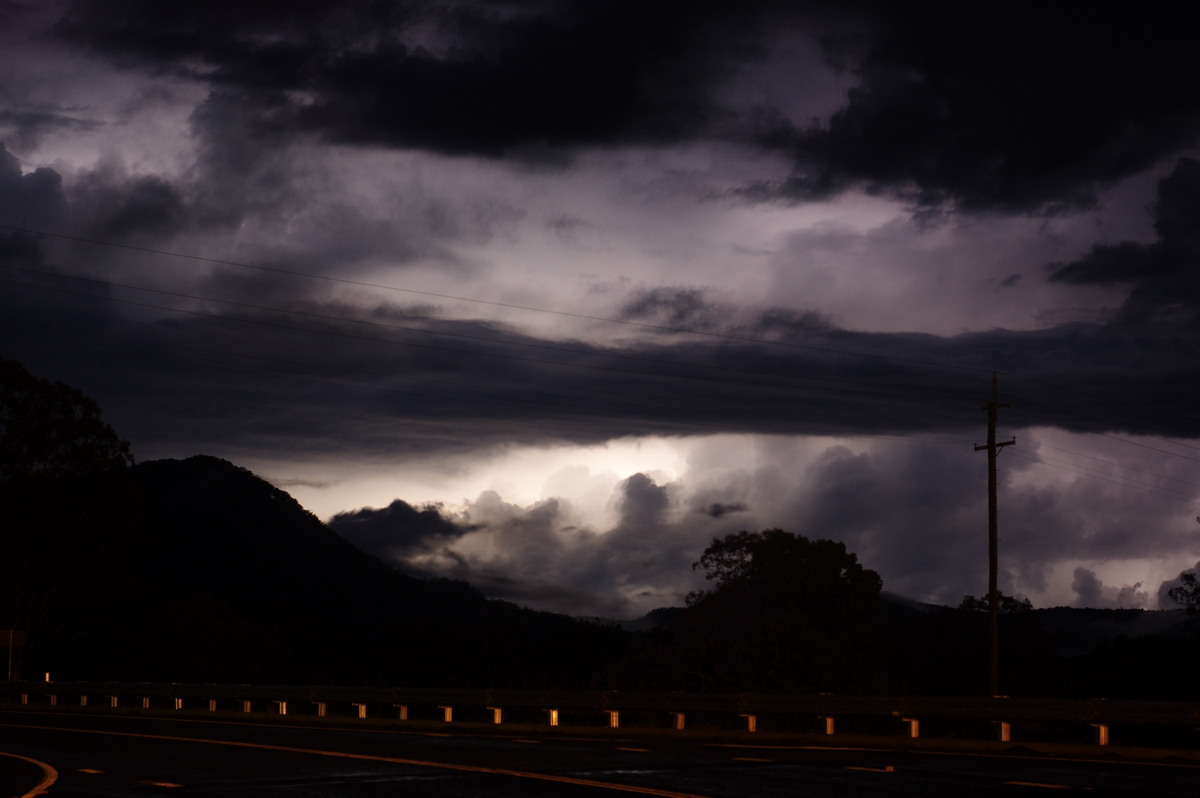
[12, 451, 628, 687]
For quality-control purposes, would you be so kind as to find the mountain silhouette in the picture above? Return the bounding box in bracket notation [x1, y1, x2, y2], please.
[37, 455, 626, 687]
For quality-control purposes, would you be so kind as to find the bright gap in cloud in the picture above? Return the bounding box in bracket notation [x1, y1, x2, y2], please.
[286, 435, 688, 524]
[273, 426, 1200, 618]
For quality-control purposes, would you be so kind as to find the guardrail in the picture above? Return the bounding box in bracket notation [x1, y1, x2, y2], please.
[5, 682, 1199, 749]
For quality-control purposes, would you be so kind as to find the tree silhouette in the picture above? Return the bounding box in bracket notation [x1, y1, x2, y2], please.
[958, 592, 1033, 613]
[617, 529, 885, 693]
[0, 359, 132, 479]
[0, 358, 141, 678]
[1168, 571, 1199, 615]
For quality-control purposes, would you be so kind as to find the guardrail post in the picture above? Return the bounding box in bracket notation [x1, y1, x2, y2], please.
[275, 701, 287, 716]
[142, 697, 151, 710]
[314, 702, 327, 718]
[740, 714, 757, 733]
[820, 716, 835, 735]
[353, 703, 367, 719]
[902, 717, 919, 738]
[20, 694, 28, 705]
[546, 708, 559, 727]
[488, 706, 502, 724]
[108, 696, 118, 709]
[173, 698, 183, 711]
[394, 704, 408, 721]
[48, 695, 56, 706]
[996, 721, 1011, 742]
[604, 710, 619, 729]
[439, 705, 453, 723]
[241, 700, 251, 713]
[671, 712, 686, 731]
[1092, 723, 1109, 746]
[208, 699, 217, 712]
[79, 695, 87, 707]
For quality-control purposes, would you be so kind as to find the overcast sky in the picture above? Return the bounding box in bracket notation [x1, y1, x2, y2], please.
[3, 0, 1199, 618]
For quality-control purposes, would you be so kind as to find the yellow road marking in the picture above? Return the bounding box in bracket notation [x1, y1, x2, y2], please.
[845, 765, 894, 773]
[1004, 781, 1086, 790]
[617, 747, 651, 752]
[0, 723, 707, 798]
[139, 781, 183, 788]
[0, 751, 59, 797]
[79, 768, 104, 774]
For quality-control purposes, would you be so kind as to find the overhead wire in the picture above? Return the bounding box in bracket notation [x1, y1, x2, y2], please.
[2, 223, 1199, 503]
[7, 316, 812, 427]
[0, 261, 987, 406]
[8, 223, 1198, 452]
[1006, 448, 1199, 505]
[0, 223, 996, 375]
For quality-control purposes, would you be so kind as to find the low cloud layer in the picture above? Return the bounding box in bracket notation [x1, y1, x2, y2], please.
[322, 435, 1199, 618]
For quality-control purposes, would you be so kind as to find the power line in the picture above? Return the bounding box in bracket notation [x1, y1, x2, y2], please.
[0, 264, 987, 405]
[4, 224, 1199, 483]
[1032, 440, 1200, 492]
[1007, 399, 1200, 465]
[1007, 449, 1199, 505]
[0, 223, 994, 375]
[13, 223, 1199, 443]
[12, 222, 1200, 456]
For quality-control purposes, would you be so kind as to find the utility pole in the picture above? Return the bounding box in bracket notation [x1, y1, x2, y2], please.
[975, 372, 1014, 697]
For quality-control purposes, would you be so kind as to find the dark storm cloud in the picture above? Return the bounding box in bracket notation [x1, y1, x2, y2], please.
[762, 3, 1200, 212]
[44, 1, 1200, 211]
[700, 502, 747, 519]
[0, 143, 65, 229]
[72, 169, 185, 241]
[618, 287, 720, 331]
[1049, 158, 1200, 327]
[328, 499, 472, 560]
[54, 0, 767, 157]
[4, 262, 1200, 465]
[0, 109, 102, 154]
[782, 441, 985, 603]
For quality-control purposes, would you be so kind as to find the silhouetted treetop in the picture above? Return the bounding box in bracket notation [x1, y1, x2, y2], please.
[0, 357, 133, 479]
[1168, 570, 1199, 615]
[618, 528, 888, 693]
[958, 592, 1034, 614]
[691, 528, 883, 605]
[1, 358, 141, 680]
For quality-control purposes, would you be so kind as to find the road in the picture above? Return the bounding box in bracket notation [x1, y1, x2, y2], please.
[2, 710, 1198, 796]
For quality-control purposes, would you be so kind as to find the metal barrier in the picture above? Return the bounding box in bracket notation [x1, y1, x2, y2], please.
[5, 681, 1199, 748]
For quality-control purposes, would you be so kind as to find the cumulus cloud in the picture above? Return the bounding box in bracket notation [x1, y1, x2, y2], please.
[328, 499, 472, 561]
[0, 142, 65, 229]
[350, 471, 739, 617]
[1071, 567, 1150, 609]
[1158, 560, 1200, 610]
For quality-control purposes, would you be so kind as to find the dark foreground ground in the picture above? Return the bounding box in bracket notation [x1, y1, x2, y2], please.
[3, 709, 1200, 797]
